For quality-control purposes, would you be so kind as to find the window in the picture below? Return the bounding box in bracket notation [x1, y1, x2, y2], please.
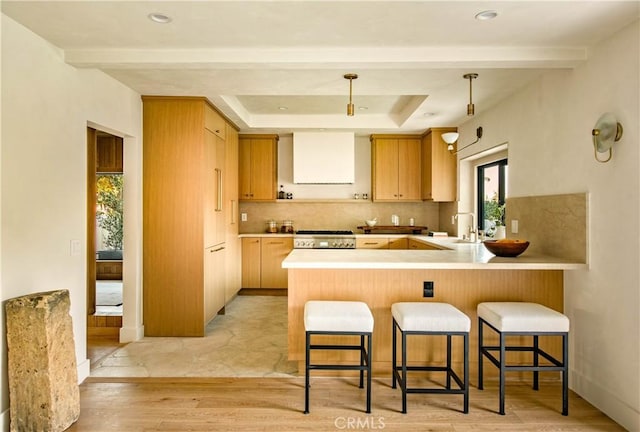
[477, 159, 508, 236]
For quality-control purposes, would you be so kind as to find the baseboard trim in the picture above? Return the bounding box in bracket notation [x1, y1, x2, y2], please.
[0, 407, 9, 432]
[239, 288, 287, 296]
[571, 370, 639, 431]
[77, 358, 90, 384]
[119, 324, 144, 343]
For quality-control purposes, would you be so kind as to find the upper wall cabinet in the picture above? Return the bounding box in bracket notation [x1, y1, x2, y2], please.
[239, 134, 279, 201]
[370, 135, 422, 202]
[96, 134, 123, 173]
[422, 128, 457, 202]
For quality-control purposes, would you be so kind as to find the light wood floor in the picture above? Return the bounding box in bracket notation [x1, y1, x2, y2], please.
[68, 376, 624, 431]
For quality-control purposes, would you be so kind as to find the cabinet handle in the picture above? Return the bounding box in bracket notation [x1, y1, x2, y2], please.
[215, 168, 223, 211]
[211, 246, 225, 252]
[267, 241, 284, 245]
[363, 242, 378, 245]
[230, 200, 237, 224]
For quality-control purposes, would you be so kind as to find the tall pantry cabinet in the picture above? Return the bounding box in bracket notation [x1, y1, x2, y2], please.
[143, 96, 238, 337]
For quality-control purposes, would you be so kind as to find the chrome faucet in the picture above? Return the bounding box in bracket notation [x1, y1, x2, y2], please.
[454, 212, 477, 242]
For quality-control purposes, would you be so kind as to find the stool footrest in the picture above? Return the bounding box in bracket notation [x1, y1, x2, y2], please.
[309, 344, 363, 351]
[393, 366, 466, 391]
[309, 364, 369, 371]
[481, 346, 565, 368]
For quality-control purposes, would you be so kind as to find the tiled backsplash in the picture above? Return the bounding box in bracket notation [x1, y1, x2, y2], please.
[506, 193, 588, 262]
[239, 201, 443, 235]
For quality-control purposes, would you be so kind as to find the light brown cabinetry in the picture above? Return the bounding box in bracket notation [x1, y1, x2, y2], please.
[261, 238, 293, 288]
[356, 238, 389, 249]
[389, 237, 409, 249]
[205, 244, 226, 323]
[96, 261, 123, 280]
[224, 126, 242, 302]
[422, 128, 457, 202]
[356, 237, 432, 250]
[96, 133, 123, 173]
[241, 238, 262, 288]
[241, 237, 293, 289]
[408, 239, 442, 250]
[142, 96, 233, 337]
[239, 134, 278, 201]
[370, 135, 421, 201]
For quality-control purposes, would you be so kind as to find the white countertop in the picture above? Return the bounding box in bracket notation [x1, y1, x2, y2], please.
[282, 236, 587, 270]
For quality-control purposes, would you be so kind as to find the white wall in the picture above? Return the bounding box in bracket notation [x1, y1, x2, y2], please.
[0, 14, 143, 429]
[456, 21, 639, 431]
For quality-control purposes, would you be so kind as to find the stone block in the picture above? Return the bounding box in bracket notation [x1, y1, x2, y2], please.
[5, 289, 80, 432]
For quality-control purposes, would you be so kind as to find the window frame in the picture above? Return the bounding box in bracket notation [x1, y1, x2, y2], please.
[476, 158, 508, 232]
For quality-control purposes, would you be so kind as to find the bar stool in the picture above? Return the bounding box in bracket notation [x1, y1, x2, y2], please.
[477, 302, 570, 415]
[391, 302, 470, 414]
[303, 300, 374, 414]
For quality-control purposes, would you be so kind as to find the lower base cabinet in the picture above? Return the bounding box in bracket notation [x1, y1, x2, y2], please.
[356, 237, 409, 249]
[242, 237, 293, 289]
[205, 244, 226, 323]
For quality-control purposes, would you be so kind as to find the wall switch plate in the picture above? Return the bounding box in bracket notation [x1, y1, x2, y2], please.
[241, 213, 248, 222]
[423, 281, 434, 297]
[511, 219, 519, 234]
[70, 239, 81, 256]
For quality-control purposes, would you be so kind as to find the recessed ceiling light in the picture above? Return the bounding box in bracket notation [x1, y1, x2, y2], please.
[148, 13, 172, 24]
[423, 112, 436, 117]
[475, 10, 498, 20]
[358, 106, 369, 111]
[278, 106, 288, 111]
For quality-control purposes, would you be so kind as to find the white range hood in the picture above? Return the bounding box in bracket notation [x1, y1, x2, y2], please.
[292, 132, 355, 184]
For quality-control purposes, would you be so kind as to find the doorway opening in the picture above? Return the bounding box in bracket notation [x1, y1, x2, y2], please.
[87, 127, 124, 338]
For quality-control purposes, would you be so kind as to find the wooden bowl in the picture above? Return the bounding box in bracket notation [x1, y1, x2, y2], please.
[483, 239, 530, 257]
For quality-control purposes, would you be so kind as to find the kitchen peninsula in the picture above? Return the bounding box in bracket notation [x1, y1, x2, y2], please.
[283, 236, 586, 377]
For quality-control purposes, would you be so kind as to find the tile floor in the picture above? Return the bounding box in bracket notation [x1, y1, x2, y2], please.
[90, 295, 297, 378]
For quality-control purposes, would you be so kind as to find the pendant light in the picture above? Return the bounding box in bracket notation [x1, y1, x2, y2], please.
[344, 73, 358, 116]
[463, 73, 478, 116]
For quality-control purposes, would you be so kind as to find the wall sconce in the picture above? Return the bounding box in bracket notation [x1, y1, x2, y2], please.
[463, 73, 478, 116]
[446, 127, 483, 154]
[592, 112, 623, 163]
[344, 73, 358, 116]
[441, 132, 459, 152]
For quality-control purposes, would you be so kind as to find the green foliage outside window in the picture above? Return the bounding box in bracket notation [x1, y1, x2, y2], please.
[484, 199, 505, 227]
[96, 175, 123, 250]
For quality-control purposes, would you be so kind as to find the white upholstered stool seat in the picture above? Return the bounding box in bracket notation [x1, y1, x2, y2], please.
[305, 301, 374, 332]
[303, 300, 373, 414]
[391, 302, 470, 414]
[477, 302, 570, 333]
[477, 301, 569, 416]
[392, 302, 471, 332]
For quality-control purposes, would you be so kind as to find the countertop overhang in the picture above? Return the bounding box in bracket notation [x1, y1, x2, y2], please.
[282, 236, 587, 271]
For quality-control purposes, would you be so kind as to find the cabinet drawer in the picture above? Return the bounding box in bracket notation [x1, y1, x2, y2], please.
[205, 106, 226, 140]
[356, 238, 389, 249]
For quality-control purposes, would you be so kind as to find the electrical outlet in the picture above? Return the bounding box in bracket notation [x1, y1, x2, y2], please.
[423, 281, 434, 297]
[511, 219, 519, 234]
[241, 213, 248, 222]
